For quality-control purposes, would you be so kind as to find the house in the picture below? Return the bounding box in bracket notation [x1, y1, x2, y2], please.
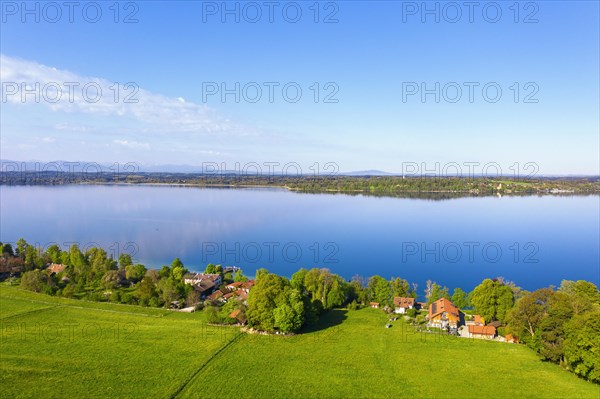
[504, 333, 518, 343]
[193, 279, 216, 297]
[183, 273, 222, 287]
[47, 263, 66, 275]
[241, 280, 255, 293]
[235, 289, 249, 301]
[222, 292, 235, 301]
[393, 297, 415, 314]
[229, 309, 247, 324]
[467, 325, 496, 339]
[428, 298, 461, 329]
[225, 282, 243, 291]
[208, 290, 224, 302]
[370, 302, 380, 308]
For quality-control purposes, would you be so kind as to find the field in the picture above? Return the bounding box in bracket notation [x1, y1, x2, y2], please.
[2, 286, 598, 399]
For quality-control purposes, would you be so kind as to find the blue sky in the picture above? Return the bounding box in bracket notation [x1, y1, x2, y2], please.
[1, 1, 598, 175]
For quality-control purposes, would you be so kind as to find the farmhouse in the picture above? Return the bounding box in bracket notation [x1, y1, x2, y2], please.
[428, 298, 461, 329]
[467, 325, 496, 339]
[393, 297, 415, 314]
[184, 273, 222, 287]
[370, 302, 380, 308]
[47, 263, 66, 275]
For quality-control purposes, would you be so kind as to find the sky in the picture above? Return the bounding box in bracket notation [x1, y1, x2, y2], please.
[1, 0, 599, 175]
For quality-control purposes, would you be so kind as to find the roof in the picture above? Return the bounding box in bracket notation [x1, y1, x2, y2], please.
[230, 309, 241, 318]
[194, 279, 216, 293]
[226, 282, 243, 289]
[429, 298, 459, 319]
[223, 292, 235, 300]
[48, 263, 66, 274]
[394, 297, 415, 308]
[241, 280, 255, 289]
[184, 273, 221, 282]
[468, 325, 496, 336]
[370, 302, 379, 306]
[208, 290, 223, 300]
[473, 315, 485, 325]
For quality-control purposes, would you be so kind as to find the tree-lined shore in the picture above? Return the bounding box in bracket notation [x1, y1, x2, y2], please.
[1, 171, 599, 198]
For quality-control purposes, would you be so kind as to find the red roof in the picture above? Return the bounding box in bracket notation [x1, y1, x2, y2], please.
[468, 325, 496, 336]
[208, 290, 223, 300]
[48, 263, 66, 274]
[429, 298, 459, 319]
[394, 297, 415, 308]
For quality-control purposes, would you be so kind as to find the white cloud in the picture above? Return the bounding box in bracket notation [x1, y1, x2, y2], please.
[0, 54, 236, 135]
[113, 139, 150, 150]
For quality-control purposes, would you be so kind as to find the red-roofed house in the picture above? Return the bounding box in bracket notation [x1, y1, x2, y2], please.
[226, 282, 242, 291]
[370, 302, 380, 309]
[467, 325, 496, 339]
[229, 309, 247, 325]
[47, 263, 66, 275]
[393, 297, 415, 314]
[428, 298, 461, 329]
[208, 290, 224, 302]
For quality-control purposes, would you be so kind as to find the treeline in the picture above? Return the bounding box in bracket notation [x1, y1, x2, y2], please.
[0, 239, 244, 307]
[1, 171, 599, 196]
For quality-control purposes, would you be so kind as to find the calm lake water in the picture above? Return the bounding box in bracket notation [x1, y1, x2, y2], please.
[1, 184, 598, 293]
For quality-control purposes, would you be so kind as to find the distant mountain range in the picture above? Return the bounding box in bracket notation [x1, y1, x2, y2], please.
[0, 160, 597, 178]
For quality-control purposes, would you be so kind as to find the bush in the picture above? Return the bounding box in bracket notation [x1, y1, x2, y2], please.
[406, 308, 417, 318]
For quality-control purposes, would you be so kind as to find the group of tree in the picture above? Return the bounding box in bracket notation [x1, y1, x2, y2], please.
[1, 239, 221, 308]
[506, 280, 600, 383]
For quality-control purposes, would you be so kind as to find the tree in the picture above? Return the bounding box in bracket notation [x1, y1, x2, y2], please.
[247, 272, 288, 331]
[391, 277, 413, 298]
[136, 276, 157, 305]
[451, 288, 469, 309]
[233, 268, 248, 283]
[274, 287, 305, 332]
[16, 238, 28, 257]
[20, 270, 50, 292]
[291, 268, 308, 292]
[507, 288, 554, 340]
[559, 280, 600, 315]
[469, 278, 514, 323]
[119, 253, 133, 269]
[563, 311, 600, 383]
[46, 244, 61, 263]
[170, 258, 187, 281]
[368, 276, 392, 306]
[101, 270, 121, 290]
[1, 243, 14, 256]
[205, 264, 216, 274]
[125, 264, 147, 283]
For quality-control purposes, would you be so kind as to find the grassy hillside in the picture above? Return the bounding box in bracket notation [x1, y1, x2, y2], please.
[2, 286, 598, 398]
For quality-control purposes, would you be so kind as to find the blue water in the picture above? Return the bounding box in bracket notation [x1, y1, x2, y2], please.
[1, 184, 598, 293]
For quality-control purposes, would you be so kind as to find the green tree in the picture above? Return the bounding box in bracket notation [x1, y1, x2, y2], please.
[563, 311, 600, 383]
[247, 272, 288, 331]
[469, 278, 514, 322]
[118, 253, 133, 270]
[46, 244, 61, 263]
[368, 275, 392, 306]
[101, 270, 121, 290]
[125, 264, 147, 283]
[233, 268, 248, 283]
[274, 287, 305, 333]
[205, 264, 216, 274]
[20, 270, 50, 292]
[451, 288, 469, 309]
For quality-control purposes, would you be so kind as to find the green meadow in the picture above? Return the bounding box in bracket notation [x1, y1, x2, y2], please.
[1, 286, 598, 399]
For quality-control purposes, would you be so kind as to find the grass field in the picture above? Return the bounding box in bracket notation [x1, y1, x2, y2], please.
[2, 285, 598, 399]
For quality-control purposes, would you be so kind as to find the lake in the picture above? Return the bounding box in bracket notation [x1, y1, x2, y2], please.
[1, 184, 598, 293]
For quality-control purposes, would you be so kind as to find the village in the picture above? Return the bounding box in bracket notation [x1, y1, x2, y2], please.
[369, 296, 518, 343]
[177, 268, 517, 343]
